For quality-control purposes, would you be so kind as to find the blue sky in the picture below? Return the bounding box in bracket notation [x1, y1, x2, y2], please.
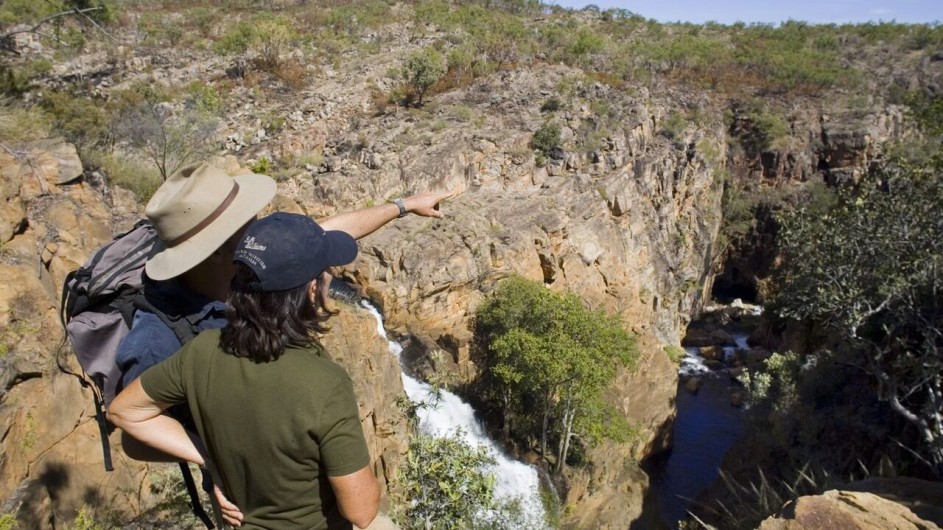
[551, 0, 943, 25]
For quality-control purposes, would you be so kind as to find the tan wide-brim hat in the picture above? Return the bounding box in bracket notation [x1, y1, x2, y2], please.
[144, 163, 277, 281]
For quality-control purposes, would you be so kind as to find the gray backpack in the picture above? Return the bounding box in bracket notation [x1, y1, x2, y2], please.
[60, 220, 161, 419]
[59, 220, 214, 528]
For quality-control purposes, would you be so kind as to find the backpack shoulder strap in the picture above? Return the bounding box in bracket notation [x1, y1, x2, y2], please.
[133, 294, 200, 345]
[128, 295, 215, 529]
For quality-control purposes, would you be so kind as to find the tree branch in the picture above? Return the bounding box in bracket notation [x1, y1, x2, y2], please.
[70, 5, 117, 42]
[1, 6, 112, 49]
[889, 437, 936, 470]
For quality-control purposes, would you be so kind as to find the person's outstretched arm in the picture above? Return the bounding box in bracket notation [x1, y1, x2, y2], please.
[320, 190, 459, 239]
[329, 466, 380, 529]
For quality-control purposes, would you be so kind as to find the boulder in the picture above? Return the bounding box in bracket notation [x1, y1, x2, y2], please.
[685, 377, 701, 394]
[758, 489, 941, 530]
[843, 477, 943, 527]
[683, 328, 735, 347]
[699, 345, 723, 361]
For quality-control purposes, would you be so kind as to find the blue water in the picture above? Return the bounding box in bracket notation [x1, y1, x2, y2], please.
[650, 375, 746, 528]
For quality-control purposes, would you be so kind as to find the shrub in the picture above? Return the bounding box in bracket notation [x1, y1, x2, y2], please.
[248, 157, 271, 175]
[94, 152, 162, 202]
[0, 99, 49, 143]
[659, 110, 686, 140]
[540, 96, 563, 113]
[0, 59, 51, 97]
[531, 121, 561, 157]
[214, 13, 298, 70]
[39, 91, 111, 153]
[0, 0, 113, 33]
[904, 89, 943, 138]
[0, 65, 32, 97]
[273, 57, 307, 90]
[0, 0, 48, 26]
[688, 465, 840, 530]
[251, 14, 296, 70]
[214, 20, 256, 55]
[402, 47, 447, 106]
[136, 11, 185, 46]
[394, 432, 497, 529]
[476, 13, 531, 69]
[113, 99, 220, 180]
[185, 81, 223, 114]
[732, 102, 789, 153]
[565, 27, 605, 63]
[185, 6, 219, 38]
[663, 345, 685, 363]
[71, 505, 105, 530]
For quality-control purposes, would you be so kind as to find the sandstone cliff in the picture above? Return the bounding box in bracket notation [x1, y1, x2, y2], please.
[0, 67, 722, 524]
[276, 65, 727, 520]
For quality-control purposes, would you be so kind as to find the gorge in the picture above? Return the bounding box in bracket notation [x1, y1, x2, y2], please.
[1, 2, 942, 529]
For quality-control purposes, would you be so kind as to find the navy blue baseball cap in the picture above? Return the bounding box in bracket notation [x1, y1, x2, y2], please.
[233, 212, 358, 292]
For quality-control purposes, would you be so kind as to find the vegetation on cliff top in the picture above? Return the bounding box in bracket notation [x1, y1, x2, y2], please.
[0, 0, 939, 204]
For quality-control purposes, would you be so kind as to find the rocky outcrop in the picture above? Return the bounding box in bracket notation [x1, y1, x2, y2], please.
[0, 140, 408, 526]
[0, 141, 145, 527]
[758, 485, 943, 530]
[319, 310, 410, 502]
[842, 477, 943, 527]
[716, 101, 912, 304]
[728, 102, 909, 185]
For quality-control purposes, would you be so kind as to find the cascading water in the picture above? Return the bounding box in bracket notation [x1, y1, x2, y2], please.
[361, 302, 548, 526]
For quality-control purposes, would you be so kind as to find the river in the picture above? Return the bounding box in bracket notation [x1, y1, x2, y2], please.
[649, 334, 750, 529]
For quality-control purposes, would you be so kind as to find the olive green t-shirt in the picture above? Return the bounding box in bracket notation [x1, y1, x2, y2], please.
[140, 329, 370, 530]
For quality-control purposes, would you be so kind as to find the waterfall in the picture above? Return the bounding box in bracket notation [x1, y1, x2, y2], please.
[361, 302, 548, 526]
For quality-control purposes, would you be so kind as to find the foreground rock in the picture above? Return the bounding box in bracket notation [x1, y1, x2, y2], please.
[0, 140, 408, 527]
[758, 487, 942, 530]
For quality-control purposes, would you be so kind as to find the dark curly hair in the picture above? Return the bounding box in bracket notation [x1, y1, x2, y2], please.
[220, 263, 328, 362]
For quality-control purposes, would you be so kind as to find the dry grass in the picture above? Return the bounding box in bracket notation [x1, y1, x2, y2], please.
[0, 101, 49, 145]
[273, 58, 308, 91]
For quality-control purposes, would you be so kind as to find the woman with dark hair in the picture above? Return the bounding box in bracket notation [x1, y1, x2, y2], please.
[109, 213, 380, 529]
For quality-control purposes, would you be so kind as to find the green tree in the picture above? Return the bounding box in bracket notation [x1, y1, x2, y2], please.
[474, 276, 638, 475]
[213, 13, 296, 72]
[39, 90, 111, 152]
[402, 47, 446, 106]
[772, 165, 943, 474]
